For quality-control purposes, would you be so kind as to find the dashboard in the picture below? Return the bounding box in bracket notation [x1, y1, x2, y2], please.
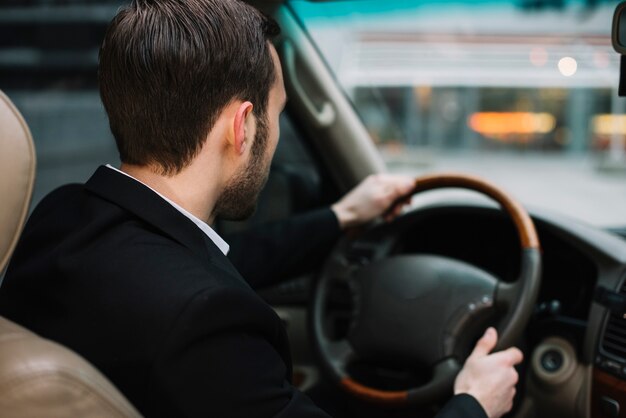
[372, 203, 626, 418]
[264, 201, 626, 417]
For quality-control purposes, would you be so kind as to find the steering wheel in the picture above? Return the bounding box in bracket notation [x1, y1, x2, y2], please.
[311, 173, 541, 406]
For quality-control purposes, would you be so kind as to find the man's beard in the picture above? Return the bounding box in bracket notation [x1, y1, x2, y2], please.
[213, 115, 271, 221]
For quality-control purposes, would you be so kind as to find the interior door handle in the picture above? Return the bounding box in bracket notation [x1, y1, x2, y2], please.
[281, 40, 336, 128]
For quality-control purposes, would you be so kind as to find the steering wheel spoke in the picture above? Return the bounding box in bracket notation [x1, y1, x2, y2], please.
[495, 280, 520, 310]
[407, 358, 461, 403]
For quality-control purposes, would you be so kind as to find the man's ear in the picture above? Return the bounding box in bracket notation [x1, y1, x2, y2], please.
[233, 101, 254, 155]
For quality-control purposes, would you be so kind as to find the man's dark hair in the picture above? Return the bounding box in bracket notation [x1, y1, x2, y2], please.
[98, 0, 280, 174]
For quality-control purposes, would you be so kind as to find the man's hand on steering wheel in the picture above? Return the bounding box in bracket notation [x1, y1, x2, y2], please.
[331, 173, 415, 229]
[455, 327, 523, 418]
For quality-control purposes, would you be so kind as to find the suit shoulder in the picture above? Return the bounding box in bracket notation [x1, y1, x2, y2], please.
[28, 183, 84, 218]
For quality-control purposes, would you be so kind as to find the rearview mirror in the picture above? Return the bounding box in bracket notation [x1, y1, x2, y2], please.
[612, 2, 626, 54]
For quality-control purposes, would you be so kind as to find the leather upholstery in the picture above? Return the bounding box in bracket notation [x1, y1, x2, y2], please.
[0, 90, 142, 417]
[0, 90, 35, 272]
[0, 318, 142, 418]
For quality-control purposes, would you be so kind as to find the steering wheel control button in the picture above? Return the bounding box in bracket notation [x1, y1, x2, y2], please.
[540, 349, 563, 372]
[601, 396, 620, 418]
[468, 296, 493, 313]
[446, 296, 494, 334]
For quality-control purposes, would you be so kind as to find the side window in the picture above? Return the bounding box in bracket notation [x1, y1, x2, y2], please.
[290, 0, 626, 227]
[0, 2, 119, 207]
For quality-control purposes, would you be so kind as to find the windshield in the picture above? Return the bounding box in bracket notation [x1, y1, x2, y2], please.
[291, 0, 626, 228]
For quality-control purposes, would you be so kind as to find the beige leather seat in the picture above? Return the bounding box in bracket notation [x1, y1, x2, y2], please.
[0, 90, 142, 417]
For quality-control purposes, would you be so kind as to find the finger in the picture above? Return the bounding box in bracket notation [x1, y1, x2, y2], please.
[469, 327, 498, 358]
[391, 178, 416, 197]
[490, 347, 523, 366]
[379, 175, 414, 197]
[384, 202, 403, 219]
[397, 195, 412, 205]
[392, 201, 406, 215]
[511, 369, 519, 385]
[383, 190, 413, 219]
[505, 399, 514, 415]
[509, 347, 524, 365]
[388, 195, 411, 210]
[383, 196, 412, 221]
[384, 206, 404, 222]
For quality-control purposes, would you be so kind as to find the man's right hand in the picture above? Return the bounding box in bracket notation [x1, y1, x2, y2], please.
[453, 327, 523, 418]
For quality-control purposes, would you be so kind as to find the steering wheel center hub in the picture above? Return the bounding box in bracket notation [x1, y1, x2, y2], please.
[349, 255, 498, 365]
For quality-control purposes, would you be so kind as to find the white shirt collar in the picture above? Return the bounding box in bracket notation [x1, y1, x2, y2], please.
[105, 164, 230, 255]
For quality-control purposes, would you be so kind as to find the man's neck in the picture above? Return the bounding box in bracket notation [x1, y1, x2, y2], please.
[119, 163, 219, 224]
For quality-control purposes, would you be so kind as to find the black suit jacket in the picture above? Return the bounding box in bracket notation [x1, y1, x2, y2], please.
[0, 166, 486, 418]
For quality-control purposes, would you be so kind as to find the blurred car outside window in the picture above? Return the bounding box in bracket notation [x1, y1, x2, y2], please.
[290, 0, 626, 228]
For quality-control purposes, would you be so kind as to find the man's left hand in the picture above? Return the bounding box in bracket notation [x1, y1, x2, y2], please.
[331, 174, 415, 229]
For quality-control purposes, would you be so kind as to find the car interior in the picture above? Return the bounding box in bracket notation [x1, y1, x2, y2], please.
[2, 0, 626, 417]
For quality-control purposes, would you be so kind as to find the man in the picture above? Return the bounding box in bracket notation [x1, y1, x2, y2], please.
[0, 1, 521, 417]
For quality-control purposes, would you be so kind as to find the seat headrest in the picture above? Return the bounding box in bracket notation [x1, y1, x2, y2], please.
[0, 91, 36, 272]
